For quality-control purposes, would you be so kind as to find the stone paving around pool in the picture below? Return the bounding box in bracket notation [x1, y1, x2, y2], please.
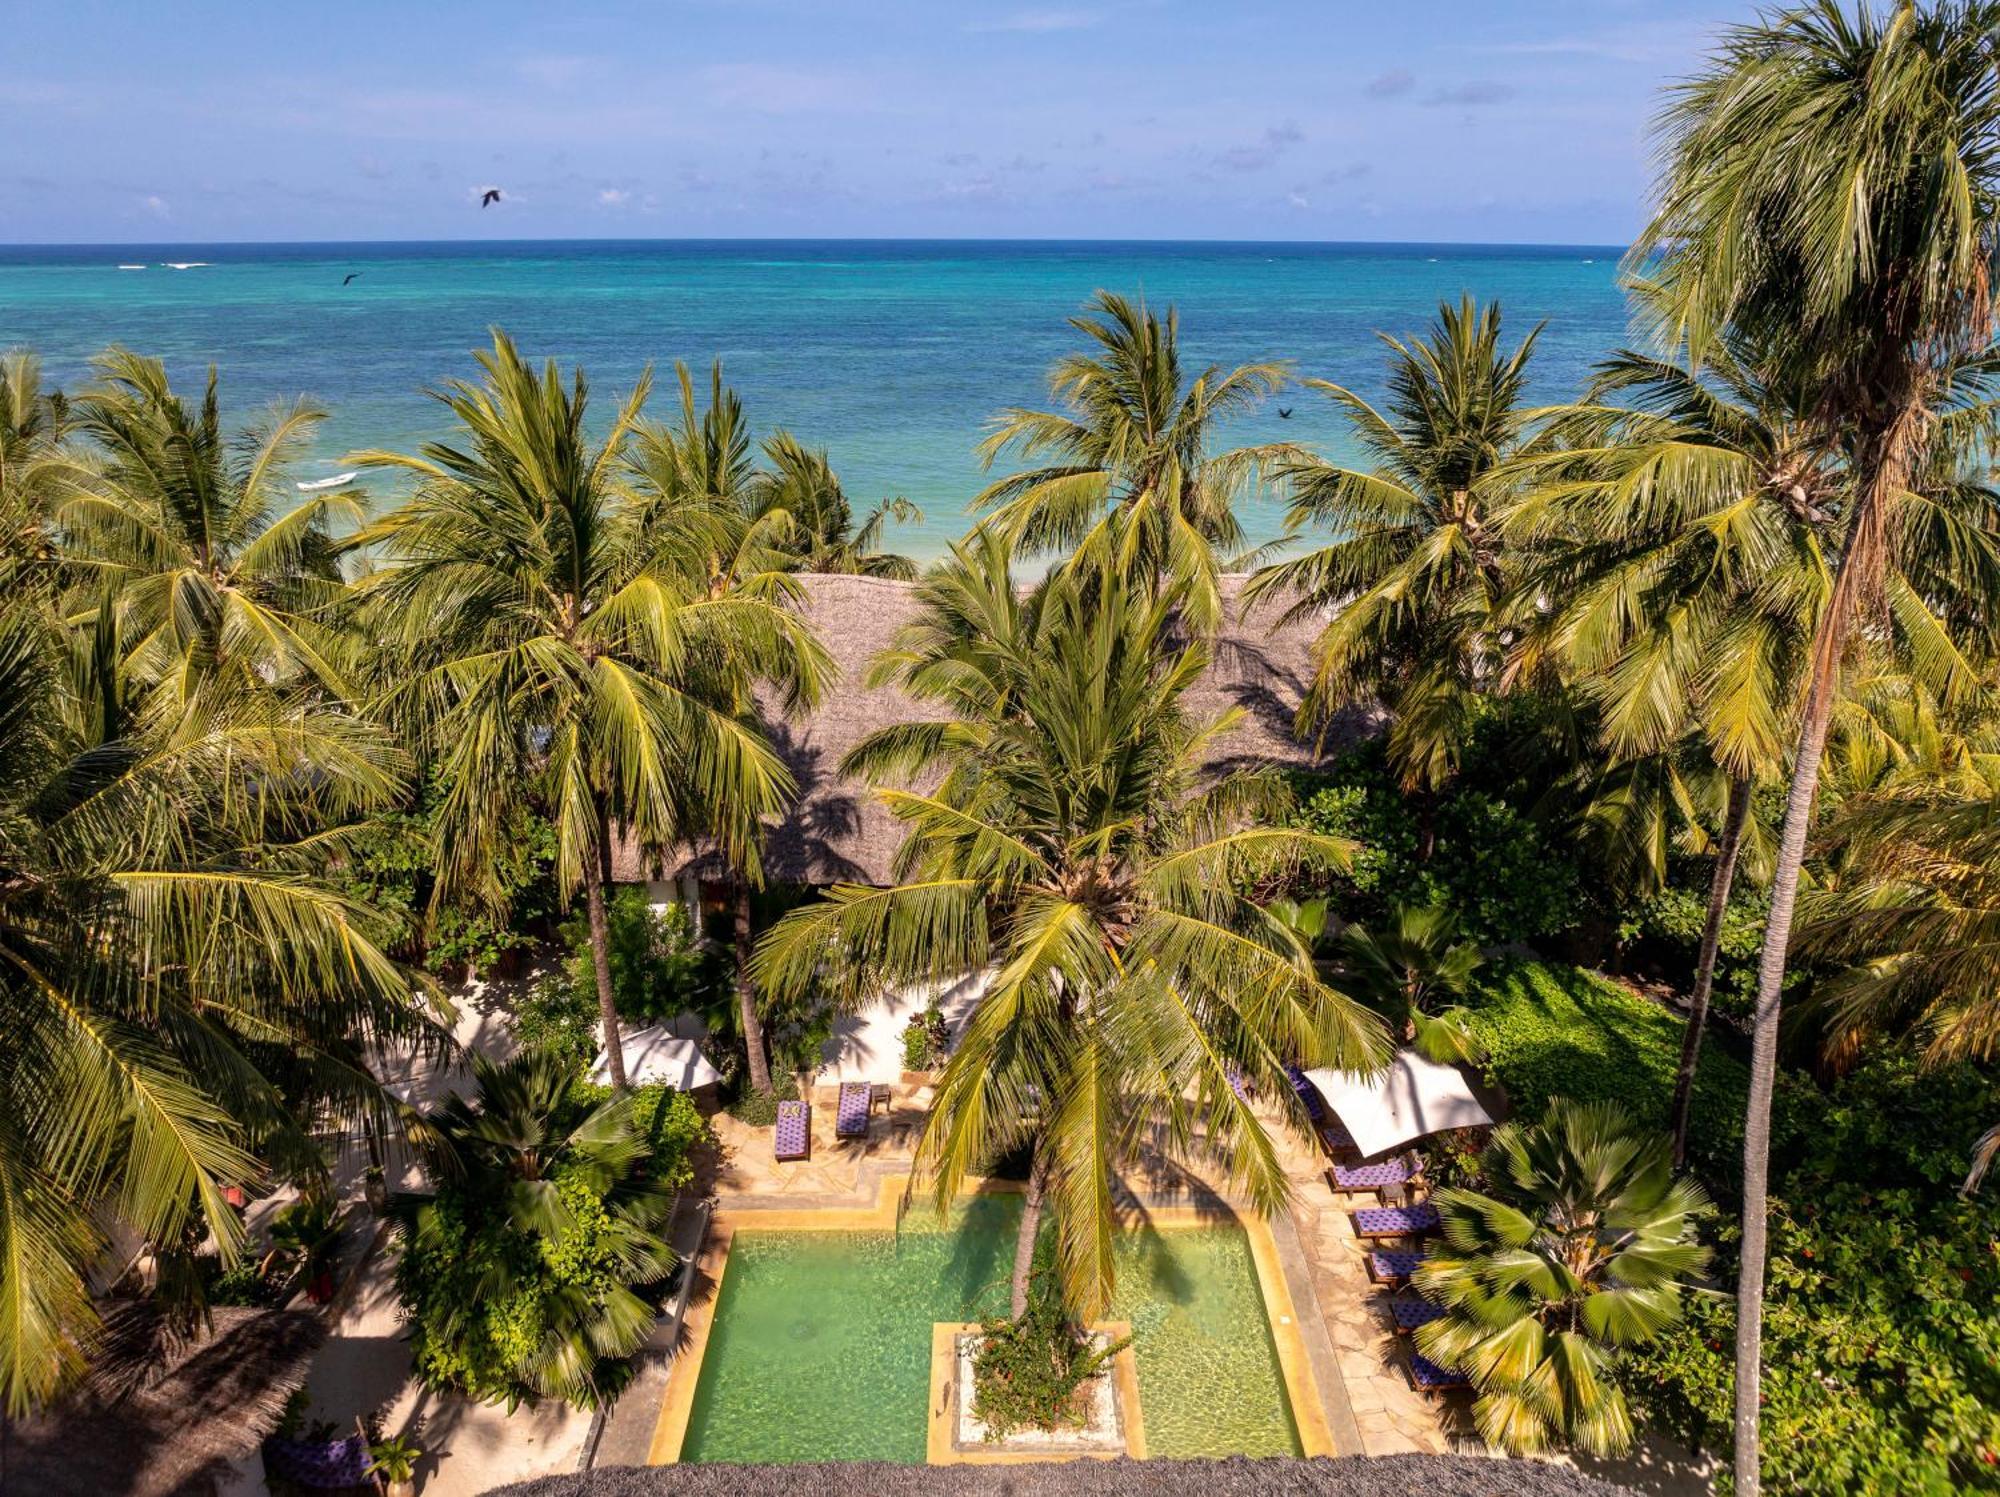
[654, 1075, 1458, 1463]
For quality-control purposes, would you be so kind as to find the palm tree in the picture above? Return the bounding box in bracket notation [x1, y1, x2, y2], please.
[1331, 904, 1485, 1064]
[1632, 6, 2000, 1485]
[396, 1050, 672, 1408]
[977, 291, 1291, 630]
[353, 333, 824, 1091]
[748, 432, 923, 578]
[0, 350, 70, 595]
[0, 604, 427, 1414]
[620, 361, 836, 1096]
[1503, 332, 1834, 1164]
[1414, 1099, 1710, 1457]
[57, 350, 360, 707]
[755, 529, 1386, 1318]
[1246, 297, 1541, 795]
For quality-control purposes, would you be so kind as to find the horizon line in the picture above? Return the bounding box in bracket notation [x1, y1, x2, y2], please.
[0, 233, 1634, 253]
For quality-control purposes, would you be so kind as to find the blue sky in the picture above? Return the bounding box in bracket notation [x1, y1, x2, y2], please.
[0, 0, 1747, 244]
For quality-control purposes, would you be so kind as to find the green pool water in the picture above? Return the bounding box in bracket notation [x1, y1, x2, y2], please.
[679, 1195, 1302, 1463]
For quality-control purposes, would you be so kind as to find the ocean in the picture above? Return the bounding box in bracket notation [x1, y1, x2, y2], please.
[0, 240, 1633, 560]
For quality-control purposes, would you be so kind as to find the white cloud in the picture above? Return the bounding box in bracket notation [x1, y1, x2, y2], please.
[141, 193, 169, 217]
[968, 9, 1098, 32]
[1287, 191, 1309, 210]
[597, 187, 631, 206]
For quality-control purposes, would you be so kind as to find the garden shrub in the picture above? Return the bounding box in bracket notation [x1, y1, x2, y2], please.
[902, 1004, 950, 1072]
[1288, 745, 1580, 945]
[1619, 879, 1769, 1023]
[972, 1272, 1129, 1437]
[1627, 1054, 2000, 1495]
[726, 1073, 799, 1127]
[570, 1083, 710, 1192]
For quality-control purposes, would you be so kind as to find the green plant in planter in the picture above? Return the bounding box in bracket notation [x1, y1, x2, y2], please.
[259, 1198, 343, 1303]
[367, 1433, 422, 1494]
[971, 1271, 1130, 1438]
[901, 1005, 950, 1072]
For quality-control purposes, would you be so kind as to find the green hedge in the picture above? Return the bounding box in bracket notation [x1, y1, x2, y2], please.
[1458, 960, 1751, 1183]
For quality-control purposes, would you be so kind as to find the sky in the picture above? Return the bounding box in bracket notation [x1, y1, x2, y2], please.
[0, 0, 1751, 245]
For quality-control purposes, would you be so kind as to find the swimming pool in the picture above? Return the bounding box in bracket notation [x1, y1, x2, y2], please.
[671, 1192, 1305, 1464]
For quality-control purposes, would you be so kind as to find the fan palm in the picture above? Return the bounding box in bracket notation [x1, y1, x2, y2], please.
[1246, 297, 1541, 793]
[754, 529, 1387, 1319]
[976, 291, 1291, 631]
[56, 350, 361, 708]
[747, 431, 922, 578]
[395, 1050, 673, 1408]
[1633, 8, 2000, 1481]
[1414, 1099, 1710, 1457]
[1503, 332, 1833, 1163]
[352, 333, 825, 1090]
[0, 604, 428, 1415]
[1332, 904, 1484, 1064]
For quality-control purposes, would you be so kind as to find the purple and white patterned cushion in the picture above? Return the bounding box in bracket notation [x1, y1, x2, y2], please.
[1367, 1249, 1426, 1283]
[1409, 1353, 1469, 1390]
[774, 1099, 810, 1160]
[835, 1083, 871, 1137]
[1352, 1202, 1442, 1238]
[1389, 1297, 1446, 1332]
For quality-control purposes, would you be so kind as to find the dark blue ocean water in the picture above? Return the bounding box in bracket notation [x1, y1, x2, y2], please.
[0, 240, 1632, 558]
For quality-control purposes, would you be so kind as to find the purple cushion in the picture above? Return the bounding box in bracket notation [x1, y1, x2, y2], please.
[1332, 1156, 1421, 1191]
[1410, 1353, 1468, 1389]
[1389, 1297, 1446, 1331]
[835, 1084, 870, 1136]
[775, 1100, 810, 1158]
[1353, 1202, 1441, 1237]
[263, 1435, 371, 1487]
[1368, 1249, 1425, 1283]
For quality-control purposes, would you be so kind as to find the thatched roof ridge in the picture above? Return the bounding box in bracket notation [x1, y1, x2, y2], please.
[489, 1454, 1632, 1497]
[615, 573, 1374, 888]
[6, 1301, 328, 1497]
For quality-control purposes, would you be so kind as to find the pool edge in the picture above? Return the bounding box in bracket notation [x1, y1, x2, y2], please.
[649, 1174, 1334, 1465]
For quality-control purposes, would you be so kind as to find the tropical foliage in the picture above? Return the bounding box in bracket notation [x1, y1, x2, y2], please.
[393, 1052, 676, 1409]
[1415, 1099, 1710, 1456]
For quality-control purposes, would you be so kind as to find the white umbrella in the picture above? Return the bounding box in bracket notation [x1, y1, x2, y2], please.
[1303, 1050, 1496, 1159]
[593, 1023, 720, 1090]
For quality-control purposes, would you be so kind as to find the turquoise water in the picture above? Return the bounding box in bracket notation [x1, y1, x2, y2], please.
[680, 1196, 1300, 1463]
[0, 240, 1631, 559]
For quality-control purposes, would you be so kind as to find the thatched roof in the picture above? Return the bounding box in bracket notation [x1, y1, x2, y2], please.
[488, 1454, 1632, 1497]
[614, 573, 1373, 888]
[6, 1302, 328, 1497]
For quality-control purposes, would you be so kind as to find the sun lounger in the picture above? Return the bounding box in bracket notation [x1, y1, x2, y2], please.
[1387, 1296, 1446, 1334]
[1318, 1116, 1359, 1156]
[1351, 1202, 1442, 1240]
[1226, 1065, 1251, 1101]
[774, 1099, 810, 1161]
[1366, 1248, 1427, 1286]
[1286, 1064, 1327, 1121]
[835, 1082, 871, 1139]
[1408, 1353, 1470, 1395]
[1328, 1153, 1425, 1198]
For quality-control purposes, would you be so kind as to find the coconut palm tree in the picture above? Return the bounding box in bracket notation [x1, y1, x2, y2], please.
[1332, 904, 1485, 1064]
[1246, 297, 1541, 794]
[1632, 6, 2000, 1484]
[754, 528, 1387, 1319]
[0, 604, 428, 1415]
[1503, 333, 1834, 1164]
[1414, 1099, 1710, 1457]
[353, 333, 824, 1091]
[395, 1049, 673, 1407]
[747, 432, 922, 578]
[0, 350, 71, 595]
[976, 291, 1292, 631]
[56, 350, 361, 708]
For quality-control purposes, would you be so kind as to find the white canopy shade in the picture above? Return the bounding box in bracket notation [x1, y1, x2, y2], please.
[1303, 1050, 1496, 1159]
[592, 1023, 720, 1091]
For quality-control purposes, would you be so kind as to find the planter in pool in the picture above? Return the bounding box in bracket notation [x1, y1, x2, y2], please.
[927, 1321, 1144, 1464]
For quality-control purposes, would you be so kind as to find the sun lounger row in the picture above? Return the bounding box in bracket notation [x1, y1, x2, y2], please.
[1351, 1201, 1441, 1239]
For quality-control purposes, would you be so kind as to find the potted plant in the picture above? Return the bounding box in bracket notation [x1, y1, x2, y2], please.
[367, 1433, 422, 1497]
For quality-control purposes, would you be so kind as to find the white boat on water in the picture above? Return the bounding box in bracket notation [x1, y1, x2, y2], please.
[117, 264, 145, 271]
[162, 261, 209, 270]
[296, 471, 358, 492]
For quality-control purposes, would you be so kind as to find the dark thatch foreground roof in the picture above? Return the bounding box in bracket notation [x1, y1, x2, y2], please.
[488, 1455, 1632, 1497]
[6, 1302, 328, 1497]
[614, 573, 1370, 888]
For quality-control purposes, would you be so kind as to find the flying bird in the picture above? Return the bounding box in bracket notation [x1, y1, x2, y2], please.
[1277, 407, 1293, 419]
[342, 272, 361, 286]
[480, 188, 503, 208]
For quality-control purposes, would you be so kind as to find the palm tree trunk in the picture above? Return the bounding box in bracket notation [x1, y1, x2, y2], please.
[734, 881, 772, 1095]
[1733, 402, 1919, 1497]
[582, 845, 627, 1091]
[1670, 773, 1752, 1167]
[1010, 1147, 1048, 1320]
